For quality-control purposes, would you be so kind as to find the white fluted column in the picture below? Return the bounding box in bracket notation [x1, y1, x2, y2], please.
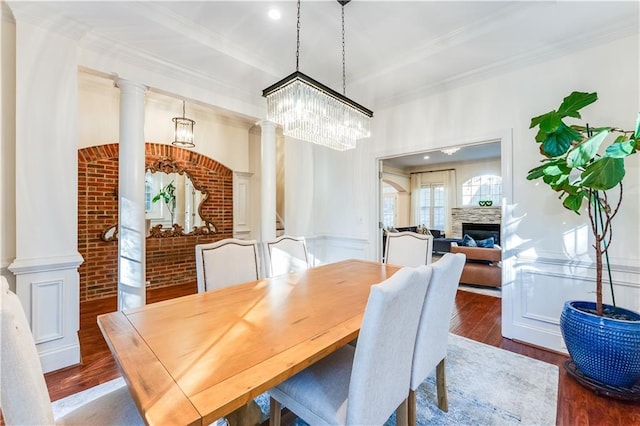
[259, 120, 277, 242]
[116, 79, 147, 310]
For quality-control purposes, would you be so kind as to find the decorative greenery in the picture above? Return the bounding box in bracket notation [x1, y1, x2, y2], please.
[152, 180, 176, 224]
[527, 91, 638, 316]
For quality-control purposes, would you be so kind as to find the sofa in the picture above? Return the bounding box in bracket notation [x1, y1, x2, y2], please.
[450, 242, 502, 288]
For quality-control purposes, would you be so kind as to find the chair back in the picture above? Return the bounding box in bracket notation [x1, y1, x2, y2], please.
[1, 276, 55, 425]
[195, 239, 260, 293]
[265, 235, 310, 277]
[347, 266, 432, 425]
[385, 231, 434, 267]
[410, 253, 466, 390]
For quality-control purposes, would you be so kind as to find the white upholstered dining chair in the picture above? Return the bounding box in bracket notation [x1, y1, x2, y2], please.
[195, 238, 261, 293]
[265, 235, 310, 277]
[268, 265, 433, 426]
[409, 253, 466, 425]
[384, 231, 434, 267]
[0, 277, 143, 425]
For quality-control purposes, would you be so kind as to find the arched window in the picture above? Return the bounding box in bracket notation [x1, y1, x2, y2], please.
[462, 175, 502, 206]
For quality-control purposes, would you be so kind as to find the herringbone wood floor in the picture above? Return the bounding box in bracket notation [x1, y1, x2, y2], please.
[40, 283, 640, 425]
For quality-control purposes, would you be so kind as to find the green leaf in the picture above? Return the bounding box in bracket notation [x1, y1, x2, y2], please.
[580, 157, 625, 190]
[557, 91, 597, 118]
[604, 138, 634, 158]
[542, 123, 582, 157]
[526, 164, 547, 180]
[567, 130, 609, 167]
[548, 173, 570, 191]
[635, 112, 640, 138]
[539, 112, 562, 133]
[534, 128, 548, 143]
[542, 163, 567, 176]
[530, 111, 554, 129]
[563, 192, 585, 213]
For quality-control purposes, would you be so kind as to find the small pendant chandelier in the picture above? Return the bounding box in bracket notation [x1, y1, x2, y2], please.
[172, 100, 195, 148]
[262, 0, 373, 151]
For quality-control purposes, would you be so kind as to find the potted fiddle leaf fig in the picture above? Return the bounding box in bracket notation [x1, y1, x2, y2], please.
[527, 91, 640, 391]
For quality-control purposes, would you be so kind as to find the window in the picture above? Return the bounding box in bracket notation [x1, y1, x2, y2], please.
[462, 175, 502, 206]
[145, 179, 152, 212]
[382, 184, 397, 228]
[418, 183, 445, 230]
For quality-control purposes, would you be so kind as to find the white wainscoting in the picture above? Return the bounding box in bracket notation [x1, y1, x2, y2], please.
[9, 253, 83, 373]
[504, 253, 640, 354]
[306, 235, 370, 267]
[32, 279, 64, 343]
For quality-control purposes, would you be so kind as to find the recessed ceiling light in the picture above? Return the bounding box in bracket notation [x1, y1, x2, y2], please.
[423, 155, 430, 160]
[268, 9, 281, 20]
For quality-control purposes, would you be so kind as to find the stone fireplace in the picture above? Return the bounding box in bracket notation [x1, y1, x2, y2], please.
[451, 207, 501, 239]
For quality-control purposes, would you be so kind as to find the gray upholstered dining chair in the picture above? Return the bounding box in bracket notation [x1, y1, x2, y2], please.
[0, 276, 143, 425]
[408, 253, 466, 425]
[265, 235, 310, 277]
[384, 231, 434, 267]
[195, 238, 261, 293]
[268, 265, 433, 426]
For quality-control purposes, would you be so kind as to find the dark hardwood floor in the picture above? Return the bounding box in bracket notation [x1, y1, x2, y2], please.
[43, 283, 640, 425]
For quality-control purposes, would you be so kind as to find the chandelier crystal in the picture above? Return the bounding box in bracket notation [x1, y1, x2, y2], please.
[262, 0, 372, 151]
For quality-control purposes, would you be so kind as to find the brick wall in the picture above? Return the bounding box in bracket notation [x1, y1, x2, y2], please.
[78, 143, 233, 301]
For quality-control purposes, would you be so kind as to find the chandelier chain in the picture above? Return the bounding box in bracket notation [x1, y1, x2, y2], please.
[341, 3, 346, 95]
[182, 100, 185, 117]
[296, 0, 301, 71]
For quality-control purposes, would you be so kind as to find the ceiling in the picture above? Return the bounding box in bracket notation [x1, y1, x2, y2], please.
[6, 1, 638, 118]
[8, 1, 635, 169]
[383, 141, 502, 170]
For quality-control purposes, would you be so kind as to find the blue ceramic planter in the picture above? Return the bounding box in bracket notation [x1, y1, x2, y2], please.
[560, 301, 640, 389]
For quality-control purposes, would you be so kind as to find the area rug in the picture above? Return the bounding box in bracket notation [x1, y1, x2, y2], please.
[53, 334, 558, 425]
[255, 334, 558, 426]
[458, 284, 502, 298]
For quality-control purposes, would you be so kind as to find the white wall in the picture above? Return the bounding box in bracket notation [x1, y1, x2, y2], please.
[1, 5, 16, 288]
[374, 33, 639, 270]
[297, 34, 639, 352]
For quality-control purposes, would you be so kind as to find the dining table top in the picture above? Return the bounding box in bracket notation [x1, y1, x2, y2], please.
[97, 259, 402, 426]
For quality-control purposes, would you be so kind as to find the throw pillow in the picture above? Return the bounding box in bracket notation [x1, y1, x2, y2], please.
[476, 237, 495, 248]
[461, 234, 477, 247]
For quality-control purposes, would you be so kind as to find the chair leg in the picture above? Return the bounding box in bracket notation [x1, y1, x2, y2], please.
[396, 397, 409, 426]
[407, 389, 417, 426]
[269, 397, 282, 426]
[436, 357, 448, 412]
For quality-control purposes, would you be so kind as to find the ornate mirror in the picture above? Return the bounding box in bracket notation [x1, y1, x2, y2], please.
[101, 158, 217, 240]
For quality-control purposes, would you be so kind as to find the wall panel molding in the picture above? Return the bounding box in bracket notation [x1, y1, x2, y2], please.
[508, 253, 640, 354]
[31, 279, 64, 343]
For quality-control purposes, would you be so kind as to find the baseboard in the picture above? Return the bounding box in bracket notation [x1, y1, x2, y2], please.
[39, 341, 81, 374]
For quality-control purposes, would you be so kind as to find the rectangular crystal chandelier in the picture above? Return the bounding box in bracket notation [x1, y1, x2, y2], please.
[262, 0, 373, 151]
[263, 71, 372, 151]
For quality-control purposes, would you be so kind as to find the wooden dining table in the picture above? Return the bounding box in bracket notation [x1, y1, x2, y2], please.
[97, 259, 401, 426]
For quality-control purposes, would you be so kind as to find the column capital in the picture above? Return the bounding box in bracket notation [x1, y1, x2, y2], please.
[114, 78, 148, 94]
[256, 120, 278, 131]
